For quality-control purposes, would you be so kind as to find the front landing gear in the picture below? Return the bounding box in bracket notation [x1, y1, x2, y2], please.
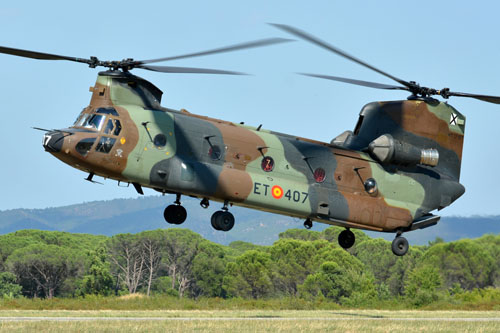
[210, 200, 235, 232]
[338, 228, 355, 249]
[164, 194, 187, 225]
[391, 234, 409, 256]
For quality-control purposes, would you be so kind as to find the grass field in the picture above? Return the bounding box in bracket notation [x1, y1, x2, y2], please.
[0, 310, 499, 332]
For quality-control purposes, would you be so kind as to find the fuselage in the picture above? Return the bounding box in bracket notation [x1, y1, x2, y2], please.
[43, 71, 465, 233]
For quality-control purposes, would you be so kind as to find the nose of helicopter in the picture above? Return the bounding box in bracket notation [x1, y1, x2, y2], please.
[42, 131, 65, 153]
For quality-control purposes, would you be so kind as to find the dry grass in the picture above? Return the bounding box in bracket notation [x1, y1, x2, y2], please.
[118, 293, 146, 300]
[0, 309, 499, 318]
[0, 310, 499, 332]
[0, 318, 499, 332]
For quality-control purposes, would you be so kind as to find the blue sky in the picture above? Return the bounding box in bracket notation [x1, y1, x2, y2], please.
[0, 1, 499, 216]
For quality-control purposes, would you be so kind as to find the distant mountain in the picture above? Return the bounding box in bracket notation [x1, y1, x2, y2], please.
[0, 196, 498, 245]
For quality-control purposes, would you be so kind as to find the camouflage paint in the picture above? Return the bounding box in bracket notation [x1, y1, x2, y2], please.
[44, 72, 466, 233]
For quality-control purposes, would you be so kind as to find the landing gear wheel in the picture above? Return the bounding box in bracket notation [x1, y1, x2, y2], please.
[211, 210, 235, 231]
[164, 205, 187, 225]
[303, 218, 313, 229]
[218, 211, 235, 231]
[338, 229, 355, 249]
[391, 236, 409, 256]
[211, 211, 223, 230]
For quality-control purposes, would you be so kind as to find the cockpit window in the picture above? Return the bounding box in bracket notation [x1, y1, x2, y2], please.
[114, 120, 122, 136]
[75, 114, 91, 127]
[104, 119, 114, 135]
[96, 107, 119, 116]
[83, 114, 106, 131]
[103, 119, 122, 136]
[95, 137, 116, 153]
[75, 138, 96, 156]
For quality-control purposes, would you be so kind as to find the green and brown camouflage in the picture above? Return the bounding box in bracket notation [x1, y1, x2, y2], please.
[43, 71, 466, 239]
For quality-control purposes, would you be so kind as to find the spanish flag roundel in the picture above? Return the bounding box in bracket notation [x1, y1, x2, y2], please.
[271, 185, 284, 199]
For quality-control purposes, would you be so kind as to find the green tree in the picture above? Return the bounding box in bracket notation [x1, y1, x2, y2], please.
[269, 239, 326, 296]
[405, 265, 443, 306]
[223, 250, 274, 298]
[191, 241, 227, 298]
[158, 229, 204, 297]
[150, 276, 178, 296]
[7, 243, 81, 298]
[279, 229, 322, 241]
[419, 239, 494, 290]
[298, 248, 376, 304]
[477, 234, 500, 287]
[138, 231, 163, 296]
[353, 238, 423, 296]
[227, 241, 267, 257]
[0, 272, 22, 298]
[80, 247, 114, 296]
[107, 234, 145, 294]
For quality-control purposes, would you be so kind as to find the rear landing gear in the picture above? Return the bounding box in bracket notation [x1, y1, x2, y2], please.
[164, 194, 187, 225]
[391, 234, 409, 256]
[303, 218, 313, 229]
[210, 200, 235, 232]
[338, 228, 355, 249]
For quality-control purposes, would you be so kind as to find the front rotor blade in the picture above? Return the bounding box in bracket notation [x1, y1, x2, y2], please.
[137, 64, 246, 75]
[300, 73, 408, 91]
[448, 91, 500, 104]
[137, 37, 293, 65]
[270, 23, 411, 89]
[0, 45, 92, 65]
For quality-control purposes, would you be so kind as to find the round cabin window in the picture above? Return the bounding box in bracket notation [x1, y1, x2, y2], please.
[261, 156, 275, 172]
[314, 168, 326, 183]
[364, 178, 378, 196]
[154, 134, 167, 148]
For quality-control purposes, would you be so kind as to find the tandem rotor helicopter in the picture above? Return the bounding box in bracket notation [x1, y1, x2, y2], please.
[2, 24, 499, 256]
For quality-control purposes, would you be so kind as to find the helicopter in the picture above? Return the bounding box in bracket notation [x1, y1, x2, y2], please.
[2, 25, 499, 256]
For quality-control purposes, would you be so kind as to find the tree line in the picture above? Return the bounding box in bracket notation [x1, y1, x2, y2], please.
[0, 227, 498, 306]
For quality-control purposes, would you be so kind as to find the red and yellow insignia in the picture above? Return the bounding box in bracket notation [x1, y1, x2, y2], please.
[271, 185, 283, 199]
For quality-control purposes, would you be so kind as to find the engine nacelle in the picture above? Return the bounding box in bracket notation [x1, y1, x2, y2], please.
[368, 134, 439, 167]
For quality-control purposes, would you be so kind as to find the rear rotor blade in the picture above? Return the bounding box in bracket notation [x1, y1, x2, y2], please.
[300, 73, 408, 91]
[137, 64, 246, 75]
[0, 45, 93, 65]
[137, 37, 293, 65]
[447, 91, 500, 104]
[270, 23, 411, 89]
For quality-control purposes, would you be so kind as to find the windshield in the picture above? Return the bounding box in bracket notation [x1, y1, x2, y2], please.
[83, 114, 106, 131]
[74, 114, 90, 127]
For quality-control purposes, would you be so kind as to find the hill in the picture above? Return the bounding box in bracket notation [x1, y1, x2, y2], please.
[0, 195, 498, 245]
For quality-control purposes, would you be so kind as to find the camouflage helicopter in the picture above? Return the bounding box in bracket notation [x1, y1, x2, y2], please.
[2, 25, 499, 256]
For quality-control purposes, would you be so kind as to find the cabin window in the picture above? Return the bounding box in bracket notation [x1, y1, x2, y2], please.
[364, 178, 378, 196]
[314, 168, 326, 183]
[95, 137, 116, 154]
[208, 145, 222, 160]
[261, 156, 274, 172]
[75, 138, 96, 156]
[154, 134, 167, 148]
